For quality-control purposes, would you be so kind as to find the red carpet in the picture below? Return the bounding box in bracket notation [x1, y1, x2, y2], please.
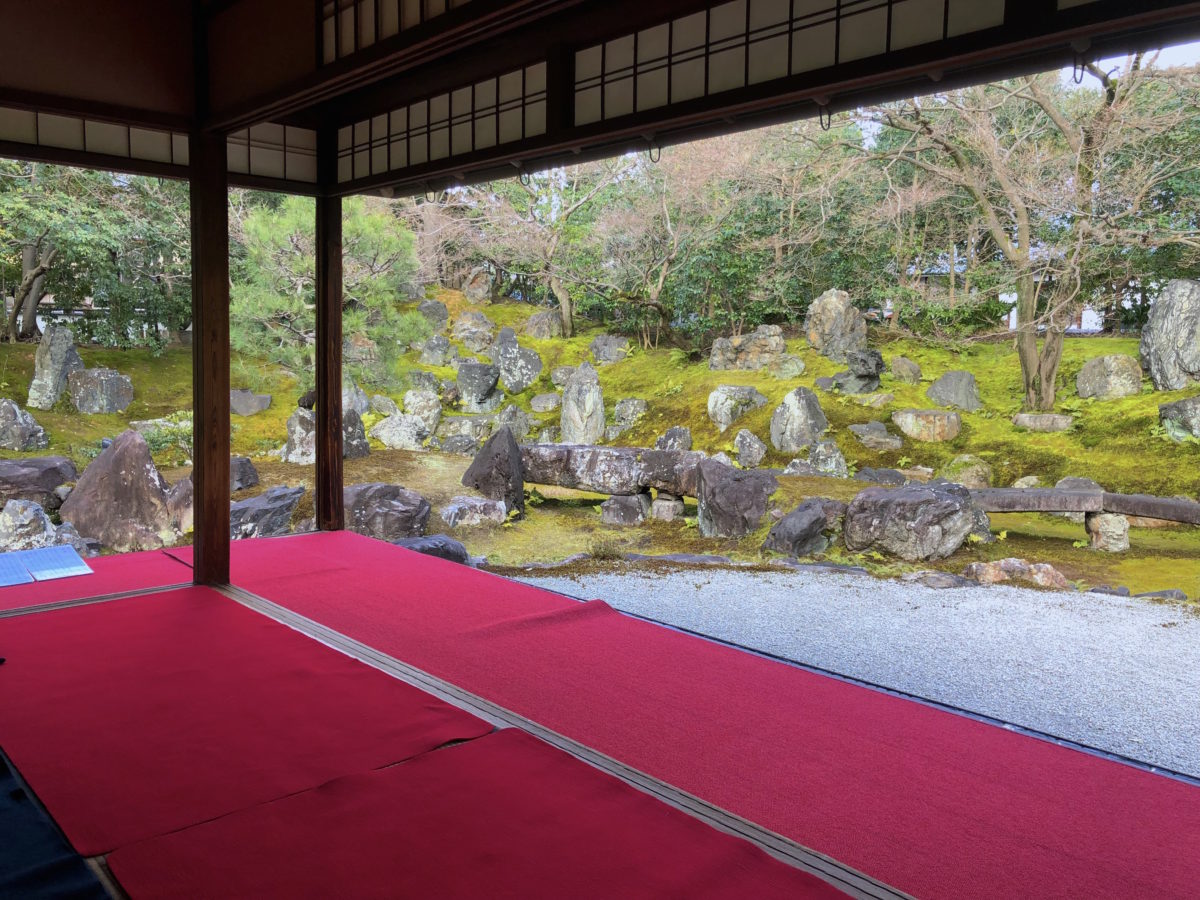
[227, 532, 1200, 899]
[0, 587, 490, 854]
[0, 550, 191, 613]
[109, 729, 842, 899]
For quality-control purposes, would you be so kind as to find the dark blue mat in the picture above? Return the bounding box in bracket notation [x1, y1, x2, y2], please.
[0, 750, 106, 899]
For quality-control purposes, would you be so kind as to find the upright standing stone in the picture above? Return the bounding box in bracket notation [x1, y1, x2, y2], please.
[1140, 278, 1200, 390]
[769, 387, 828, 452]
[27, 323, 84, 410]
[0, 399, 49, 451]
[462, 426, 525, 516]
[804, 289, 867, 362]
[707, 385, 768, 432]
[560, 361, 605, 444]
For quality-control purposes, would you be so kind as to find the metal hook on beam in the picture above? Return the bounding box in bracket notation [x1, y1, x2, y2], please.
[647, 140, 661, 164]
[518, 169, 532, 187]
[1072, 53, 1086, 84]
[818, 105, 833, 132]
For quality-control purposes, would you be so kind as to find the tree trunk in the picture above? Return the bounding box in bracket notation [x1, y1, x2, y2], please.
[1014, 274, 1066, 411]
[7, 246, 56, 343]
[550, 275, 574, 338]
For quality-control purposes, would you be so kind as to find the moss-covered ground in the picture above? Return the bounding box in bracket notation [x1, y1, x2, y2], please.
[3, 287, 1198, 600]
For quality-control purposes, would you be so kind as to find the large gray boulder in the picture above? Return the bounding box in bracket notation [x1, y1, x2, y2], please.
[707, 385, 768, 433]
[0, 499, 58, 552]
[495, 405, 534, 440]
[462, 426, 524, 516]
[769, 387, 828, 452]
[1160, 395, 1200, 441]
[524, 309, 563, 339]
[590, 334, 630, 365]
[0, 399, 48, 451]
[1076, 354, 1142, 400]
[561, 361, 605, 444]
[891, 408, 961, 442]
[27, 323, 83, 410]
[68, 368, 133, 414]
[457, 360, 502, 413]
[520, 444, 705, 498]
[230, 389, 272, 416]
[832, 349, 885, 394]
[452, 310, 496, 353]
[58, 430, 174, 551]
[403, 389, 442, 433]
[1140, 278, 1200, 390]
[600, 493, 651, 526]
[696, 458, 777, 538]
[0, 456, 76, 509]
[462, 266, 497, 304]
[926, 370, 982, 411]
[230, 456, 260, 492]
[230, 486, 304, 539]
[489, 327, 543, 393]
[344, 482, 430, 540]
[762, 501, 830, 557]
[890, 356, 922, 384]
[281, 407, 368, 463]
[370, 413, 429, 450]
[804, 289, 866, 362]
[709, 325, 787, 371]
[844, 480, 990, 561]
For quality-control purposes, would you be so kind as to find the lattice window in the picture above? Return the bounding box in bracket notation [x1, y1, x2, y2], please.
[227, 124, 319, 183]
[336, 62, 547, 183]
[575, 0, 1006, 125]
[0, 106, 189, 167]
[319, 0, 473, 64]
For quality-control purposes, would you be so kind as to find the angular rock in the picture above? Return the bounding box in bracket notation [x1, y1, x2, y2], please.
[762, 501, 829, 557]
[457, 360, 502, 414]
[769, 387, 828, 452]
[342, 409, 370, 459]
[282, 407, 370, 463]
[342, 378, 370, 417]
[452, 310, 496, 353]
[420, 334, 456, 366]
[767, 354, 806, 379]
[0, 499, 58, 551]
[651, 493, 686, 522]
[370, 394, 400, 417]
[857, 392, 894, 409]
[229, 486, 303, 539]
[808, 440, 848, 478]
[441, 434, 481, 455]
[590, 334, 631, 365]
[832, 349, 885, 394]
[230, 389, 271, 416]
[707, 385, 768, 433]
[614, 397, 648, 426]
[394, 534, 472, 565]
[813, 376, 835, 391]
[782, 458, 819, 476]
[561, 361, 605, 444]
[59, 430, 173, 552]
[27, 323, 84, 410]
[1086, 512, 1130, 552]
[891, 408, 961, 442]
[531, 392, 561, 413]
[344, 482, 430, 540]
[854, 467, 907, 485]
[524, 309, 563, 339]
[0, 456, 76, 509]
[440, 496, 507, 528]
[963, 558, 1072, 590]
[849, 420, 902, 451]
[891, 356, 922, 384]
[495, 405, 534, 440]
[1159, 396, 1200, 442]
[844, 480, 990, 561]
[54, 521, 100, 558]
[403, 389, 442, 433]
[230, 456, 260, 492]
[550, 365, 576, 388]
[167, 476, 193, 533]
[0, 399, 48, 451]
[939, 454, 993, 488]
[654, 426, 692, 451]
[370, 413, 429, 451]
[709, 324, 787, 371]
[604, 424, 631, 442]
[926, 370, 982, 411]
[1012, 475, 1042, 489]
[520, 444, 705, 498]
[409, 370, 441, 394]
[1012, 413, 1074, 433]
[734, 429, 767, 468]
[1140, 278, 1200, 390]
[462, 266, 497, 304]
[417, 298, 449, 331]
[1076, 354, 1142, 400]
[68, 368, 133, 414]
[804, 289, 867, 362]
[489, 327, 543, 393]
[696, 458, 778, 538]
[601, 493, 651, 526]
[462, 426, 524, 516]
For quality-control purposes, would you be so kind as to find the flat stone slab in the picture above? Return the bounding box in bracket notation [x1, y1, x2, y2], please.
[971, 488, 1103, 514]
[1012, 413, 1074, 433]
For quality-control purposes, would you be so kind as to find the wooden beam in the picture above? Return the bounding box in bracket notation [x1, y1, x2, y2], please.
[189, 129, 231, 584]
[315, 129, 344, 531]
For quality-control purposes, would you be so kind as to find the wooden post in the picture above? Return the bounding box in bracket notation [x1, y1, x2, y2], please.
[315, 129, 344, 530]
[189, 129, 231, 585]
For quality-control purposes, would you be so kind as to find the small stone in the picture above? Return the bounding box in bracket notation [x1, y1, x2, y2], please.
[891, 356, 922, 384]
[441, 434, 480, 455]
[537, 427, 560, 444]
[782, 459, 820, 476]
[767, 355, 806, 379]
[394, 534, 473, 565]
[808, 440, 848, 478]
[855, 467, 907, 485]
[550, 366, 577, 388]
[0, 499, 58, 551]
[655, 426, 692, 451]
[370, 414, 429, 451]
[1076, 355, 1143, 400]
[1086, 512, 1130, 552]
[1012, 413, 1074, 433]
[1159, 396, 1200, 442]
[420, 335, 456, 366]
[733, 429, 767, 468]
[1135, 588, 1189, 602]
[651, 493, 686, 522]
[939, 454, 993, 488]
[1012, 475, 1041, 489]
[0, 399, 48, 451]
[230, 456, 259, 492]
[600, 493, 651, 526]
[531, 393, 561, 413]
[707, 385, 768, 433]
[814, 376, 835, 391]
[457, 360, 502, 414]
[857, 392, 894, 409]
[926, 371, 982, 412]
[440, 496, 507, 528]
[849, 420, 902, 451]
[370, 394, 400, 417]
[891, 409, 961, 442]
[417, 298, 449, 331]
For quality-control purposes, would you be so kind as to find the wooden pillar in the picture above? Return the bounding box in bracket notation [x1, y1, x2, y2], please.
[315, 130, 344, 530]
[189, 130, 231, 584]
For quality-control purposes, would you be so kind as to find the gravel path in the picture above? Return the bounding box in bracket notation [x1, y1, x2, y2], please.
[517, 566, 1200, 778]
